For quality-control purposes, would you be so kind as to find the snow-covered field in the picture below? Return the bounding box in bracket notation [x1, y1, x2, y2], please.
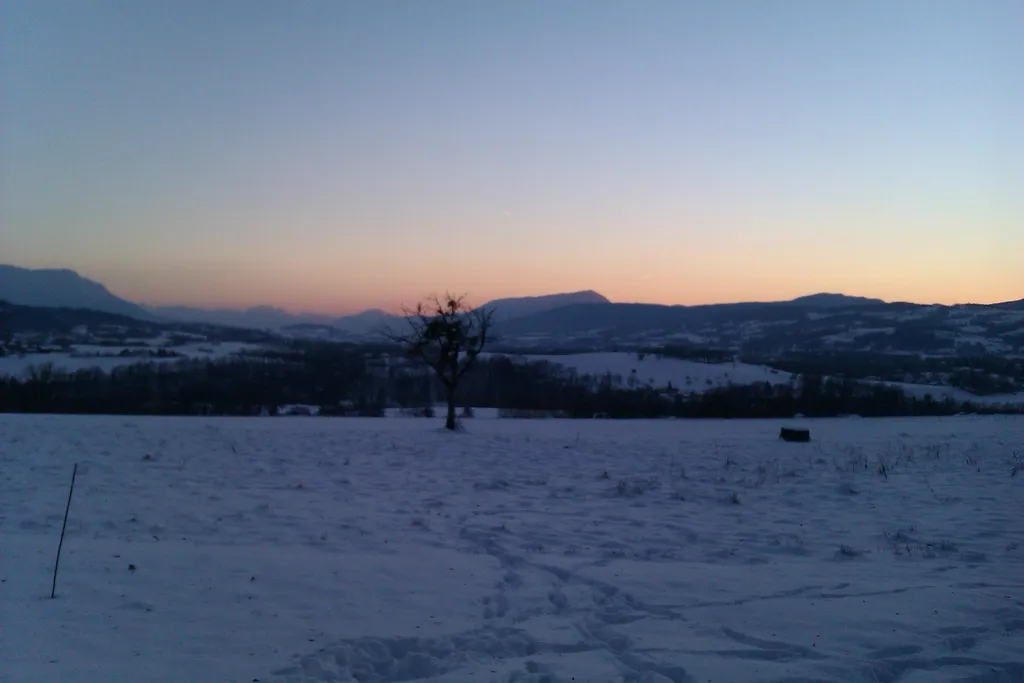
[0, 342, 264, 378]
[884, 382, 1024, 408]
[510, 352, 791, 390]
[3, 415, 1023, 683]
[512, 352, 1024, 406]
[5, 347, 1022, 410]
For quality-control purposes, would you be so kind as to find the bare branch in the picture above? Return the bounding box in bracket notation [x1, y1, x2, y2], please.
[383, 292, 494, 430]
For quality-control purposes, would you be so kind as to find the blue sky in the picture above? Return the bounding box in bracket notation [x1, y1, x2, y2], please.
[1, 0, 1021, 313]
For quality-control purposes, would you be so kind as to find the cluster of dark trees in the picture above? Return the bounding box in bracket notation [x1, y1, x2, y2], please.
[3, 296, 1019, 420]
[465, 360, 1017, 418]
[758, 351, 1023, 396]
[946, 367, 1020, 395]
[0, 347, 379, 416]
[1, 347, 1018, 419]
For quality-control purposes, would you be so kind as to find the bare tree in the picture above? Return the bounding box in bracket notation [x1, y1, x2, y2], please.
[384, 293, 494, 430]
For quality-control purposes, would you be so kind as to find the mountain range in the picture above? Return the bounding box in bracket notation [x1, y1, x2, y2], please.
[0, 265, 612, 331]
[148, 290, 612, 332]
[2, 264, 1021, 356]
[0, 265, 154, 321]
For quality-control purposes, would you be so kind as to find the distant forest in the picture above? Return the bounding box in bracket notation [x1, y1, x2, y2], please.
[1, 342, 1018, 418]
[753, 351, 1023, 396]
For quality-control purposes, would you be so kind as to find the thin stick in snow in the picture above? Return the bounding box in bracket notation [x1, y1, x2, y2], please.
[50, 462, 78, 599]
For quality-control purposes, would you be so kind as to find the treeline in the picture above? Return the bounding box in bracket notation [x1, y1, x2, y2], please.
[758, 351, 1023, 396]
[1, 346, 1020, 418]
[0, 345, 388, 415]
[465, 362, 1018, 418]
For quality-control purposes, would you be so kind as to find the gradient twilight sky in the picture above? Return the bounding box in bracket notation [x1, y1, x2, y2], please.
[1, 1, 1021, 314]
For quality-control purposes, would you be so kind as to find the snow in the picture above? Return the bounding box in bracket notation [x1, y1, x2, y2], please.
[660, 333, 709, 345]
[509, 352, 1024, 406]
[0, 353, 181, 377]
[882, 382, 1024, 406]
[510, 352, 791, 390]
[0, 342, 264, 378]
[953, 335, 1008, 353]
[821, 327, 895, 345]
[892, 307, 943, 322]
[3, 415, 1023, 682]
[278, 404, 323, 417]
[68, 342, 261, 358]
[385, 407, 502, 419]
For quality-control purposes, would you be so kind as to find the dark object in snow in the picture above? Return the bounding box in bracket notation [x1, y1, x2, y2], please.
[128, 564, 137, 572]
[51, 462, 78, 599]
[779, 427, 811, 442]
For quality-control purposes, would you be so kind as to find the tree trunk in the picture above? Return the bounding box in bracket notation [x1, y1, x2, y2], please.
[445, 386, 457, 431]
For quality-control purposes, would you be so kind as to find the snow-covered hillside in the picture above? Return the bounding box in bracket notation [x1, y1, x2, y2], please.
[0, 342, 263, 378]
[509, 352, 792, 390]
[4, 415, 1022, 682]
[882, 381, 1024, 407]
[509, 352, 1024, 406]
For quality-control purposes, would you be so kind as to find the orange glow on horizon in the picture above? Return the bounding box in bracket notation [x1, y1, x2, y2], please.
[110, 271, 1022, 317]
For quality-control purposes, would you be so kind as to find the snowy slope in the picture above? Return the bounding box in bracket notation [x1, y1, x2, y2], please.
[881, 381, 1024, 407]
[510, 352, 791, 390]
[3, 415, 1023, 682]
[511, 352, 1024, 406]
[0, 342, 264, 378]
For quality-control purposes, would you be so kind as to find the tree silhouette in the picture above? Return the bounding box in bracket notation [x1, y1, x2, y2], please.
[385, 293, 494, 430]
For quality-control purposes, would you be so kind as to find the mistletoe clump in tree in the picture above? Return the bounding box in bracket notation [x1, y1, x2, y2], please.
[386, 293, 494, 430]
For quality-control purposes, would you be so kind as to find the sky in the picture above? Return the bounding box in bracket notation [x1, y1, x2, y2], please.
[1, 0, 1021, 314]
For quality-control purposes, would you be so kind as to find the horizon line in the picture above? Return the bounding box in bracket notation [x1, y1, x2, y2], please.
[135, 291, 1023, 318]
[2, 263, 1020, 315]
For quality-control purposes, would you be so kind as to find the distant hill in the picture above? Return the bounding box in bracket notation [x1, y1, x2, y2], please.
[0, 299, 158, 335]
[0, 265, 154, 320]
[332, 308, 397, 334]
[991, 298, 1024, 310]
[320, 291, 611, 337]
[3, 265, 1019, 356]
[178, 293, 612, 333]
[0, 299, 281, 344]
[148, 304, 335, 330]
[492, 293, 1024, 356]
[786, 293, 885, 307]
[481, 290, 610, 320]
